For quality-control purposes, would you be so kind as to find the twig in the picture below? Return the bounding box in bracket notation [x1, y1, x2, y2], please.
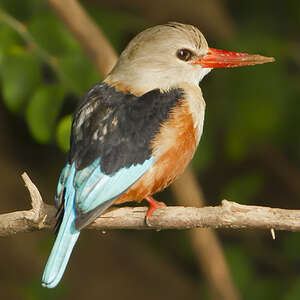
[1, 172, 300, 237]
[271, 228, 276, 240]
[0, 8, 81, 94]
[0, 173, 55, 237]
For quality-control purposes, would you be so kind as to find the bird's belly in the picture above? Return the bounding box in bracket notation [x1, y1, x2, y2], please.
[115, 102, 200, 204]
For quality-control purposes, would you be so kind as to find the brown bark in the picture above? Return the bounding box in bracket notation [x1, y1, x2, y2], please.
[1, 173, 300, 237]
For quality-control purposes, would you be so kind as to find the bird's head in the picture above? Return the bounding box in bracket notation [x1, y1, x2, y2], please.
[106, 22, 274, 94]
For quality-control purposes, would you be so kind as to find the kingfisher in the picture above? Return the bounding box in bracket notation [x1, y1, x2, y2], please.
[42, 22, 274, 288]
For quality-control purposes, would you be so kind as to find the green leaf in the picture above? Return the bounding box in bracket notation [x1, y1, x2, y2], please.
[56, 115, 72, 152]
[26, 84, 65, 144]
[1, 52, 41, 112]
[0, 24, 23, 64]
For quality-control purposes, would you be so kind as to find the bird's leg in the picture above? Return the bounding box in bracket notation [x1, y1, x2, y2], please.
[144, 196, 166, 221]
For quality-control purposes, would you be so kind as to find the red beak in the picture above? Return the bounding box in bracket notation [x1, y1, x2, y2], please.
[194, 48, 275, 68]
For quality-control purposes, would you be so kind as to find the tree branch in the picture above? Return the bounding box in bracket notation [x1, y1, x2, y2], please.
[1, 172, 300, 237]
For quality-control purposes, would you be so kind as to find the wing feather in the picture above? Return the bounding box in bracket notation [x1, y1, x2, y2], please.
[55, 82, 183, 230]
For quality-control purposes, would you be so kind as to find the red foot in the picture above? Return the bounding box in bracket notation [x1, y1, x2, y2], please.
[145, 196, 166, 220]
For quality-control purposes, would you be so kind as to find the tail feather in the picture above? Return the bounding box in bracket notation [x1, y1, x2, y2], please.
[42, 208, 79, 288]
[42, 164, 80, 288]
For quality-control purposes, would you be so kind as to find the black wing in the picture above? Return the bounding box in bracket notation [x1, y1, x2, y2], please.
[69, 82, 184, 175]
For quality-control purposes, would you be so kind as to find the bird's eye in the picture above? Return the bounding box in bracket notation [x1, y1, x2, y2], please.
[176, 49, 193, 61]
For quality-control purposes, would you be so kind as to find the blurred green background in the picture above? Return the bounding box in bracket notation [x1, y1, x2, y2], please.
[1, 0, 300, 299]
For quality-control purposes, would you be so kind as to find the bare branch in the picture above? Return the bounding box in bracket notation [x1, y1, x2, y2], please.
[1, 173, 300, 237]
[0, 173, 56, 237]
[90, 201, 300, 231]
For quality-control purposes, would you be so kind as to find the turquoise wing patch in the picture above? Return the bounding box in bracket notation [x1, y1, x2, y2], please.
[75, 157, 155, 213]
[73, 157, 155, 229]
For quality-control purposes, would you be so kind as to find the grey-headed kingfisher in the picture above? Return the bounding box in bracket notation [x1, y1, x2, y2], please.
[42, 22, 274, 288]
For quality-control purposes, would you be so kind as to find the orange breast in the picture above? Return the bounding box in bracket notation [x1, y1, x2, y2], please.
[115, 100, 198, 204]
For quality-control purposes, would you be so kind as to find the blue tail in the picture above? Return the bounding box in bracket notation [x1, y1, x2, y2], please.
[42, 156, 154, 288]
[42, 164, 80, 288]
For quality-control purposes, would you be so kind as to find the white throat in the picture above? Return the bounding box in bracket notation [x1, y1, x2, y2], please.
[106, 64, 212, 94]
